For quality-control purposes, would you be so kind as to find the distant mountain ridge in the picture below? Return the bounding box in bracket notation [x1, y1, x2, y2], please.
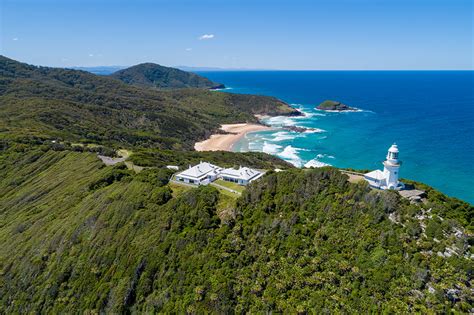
[110, 63, 225, 90]
[71, 66, 126, 75]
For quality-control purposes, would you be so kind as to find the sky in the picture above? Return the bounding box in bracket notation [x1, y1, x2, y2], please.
[1, 0, 473, 70]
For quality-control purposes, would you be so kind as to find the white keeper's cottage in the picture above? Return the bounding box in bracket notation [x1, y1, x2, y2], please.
[364, 144, 405, 190]
[174, 162, 264, 186]
[175, 162, 222, 185]
[220, 166, 264, 186]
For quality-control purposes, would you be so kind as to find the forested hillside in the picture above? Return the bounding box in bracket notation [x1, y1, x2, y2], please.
[0, 56, 298, 150]
[110, 62, 225, 89]
[0, 148, 472, 313]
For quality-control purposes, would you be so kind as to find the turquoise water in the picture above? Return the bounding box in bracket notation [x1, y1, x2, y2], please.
[197, 71, 474, 203]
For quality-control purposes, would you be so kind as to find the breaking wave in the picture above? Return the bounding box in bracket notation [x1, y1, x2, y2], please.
[304, 159, 332, 168]
[262, 142, 282, 155]
[278, 145, 304, 167]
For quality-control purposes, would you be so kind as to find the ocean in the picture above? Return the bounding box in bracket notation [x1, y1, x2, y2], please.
[197, 71, 474, 204]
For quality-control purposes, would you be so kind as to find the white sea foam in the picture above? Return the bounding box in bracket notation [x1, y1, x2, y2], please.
[210, 87, 233, 91]
[262, 142, 282, 155]
[315, 153, 335, 159]
[265, 116, 297, 126]
[320, 109, 362, 113]
[304, 128, 326, 133]
[248, 141, 261, 151]
[278, 145, 303, 167]
[316, 107, 375, 114]
[304, 159, 331, 168]
[271, 131, 296, 141]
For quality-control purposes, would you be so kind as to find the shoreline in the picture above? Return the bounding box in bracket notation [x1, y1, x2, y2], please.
[194, 123, 273, 152]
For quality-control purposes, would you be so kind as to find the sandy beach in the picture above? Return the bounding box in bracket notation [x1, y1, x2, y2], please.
[194, 123, 273, 151]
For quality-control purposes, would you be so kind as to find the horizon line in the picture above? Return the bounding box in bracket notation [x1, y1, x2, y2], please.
[4, 56, 472, 72]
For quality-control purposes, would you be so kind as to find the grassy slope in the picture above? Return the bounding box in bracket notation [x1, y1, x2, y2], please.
[0, 149, 472, 313]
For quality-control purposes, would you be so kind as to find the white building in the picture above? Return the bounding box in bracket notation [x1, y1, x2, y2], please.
[219, 166, 264, 186]
[364, 144, 405, 190]
[175, 162, 222, 185]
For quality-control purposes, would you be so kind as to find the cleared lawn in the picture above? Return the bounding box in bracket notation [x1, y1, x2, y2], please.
[214, 179, 246, 193]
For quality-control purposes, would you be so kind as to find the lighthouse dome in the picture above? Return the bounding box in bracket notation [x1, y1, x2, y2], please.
[388, 144, 399, 153]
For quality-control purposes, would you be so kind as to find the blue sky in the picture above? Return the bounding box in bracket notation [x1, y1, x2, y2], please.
[1, 0, 472, 69]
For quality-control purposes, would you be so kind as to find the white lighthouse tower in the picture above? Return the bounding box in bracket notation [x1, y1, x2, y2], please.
[383, 144, 402, 189]
[364, 143, 404, 190]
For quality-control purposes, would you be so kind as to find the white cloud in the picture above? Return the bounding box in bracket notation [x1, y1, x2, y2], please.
[198, 34, 215, 40]
[88, 53, 94, 57]
[185, 48, 192, 51]
[12, 37, 18, 41]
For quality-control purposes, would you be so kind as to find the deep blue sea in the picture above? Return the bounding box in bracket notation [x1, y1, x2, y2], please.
[197, 71, 474, 204]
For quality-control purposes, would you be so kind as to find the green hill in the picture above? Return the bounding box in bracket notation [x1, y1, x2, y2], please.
[0, 56, 472, 313]
[0, 56, 299, 150]
[0, 148, 472, 313]
[110, 62, 225, 89]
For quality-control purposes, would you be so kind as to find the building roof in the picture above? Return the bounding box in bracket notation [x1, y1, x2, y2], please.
[364, 169, 386, 181]
[220, 166, 262, 181]
[177, 162, 222, 179]
[388, 144, 399, 153]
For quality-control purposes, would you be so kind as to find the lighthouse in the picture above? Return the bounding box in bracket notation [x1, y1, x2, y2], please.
[383, 144, 401, 189]
[364, 143, 405, 190]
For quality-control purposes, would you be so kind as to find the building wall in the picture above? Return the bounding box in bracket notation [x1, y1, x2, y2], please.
[221, 176, 250, 186]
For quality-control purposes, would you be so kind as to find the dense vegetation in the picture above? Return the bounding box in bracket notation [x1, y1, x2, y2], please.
[110, 62, 225, 89]
[0, 148, 472, 313]
[316, 100, 355, 111]
[128, 147, 292, 170]
[0, 56, 472, 313]
[0, 56, 298, 150]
